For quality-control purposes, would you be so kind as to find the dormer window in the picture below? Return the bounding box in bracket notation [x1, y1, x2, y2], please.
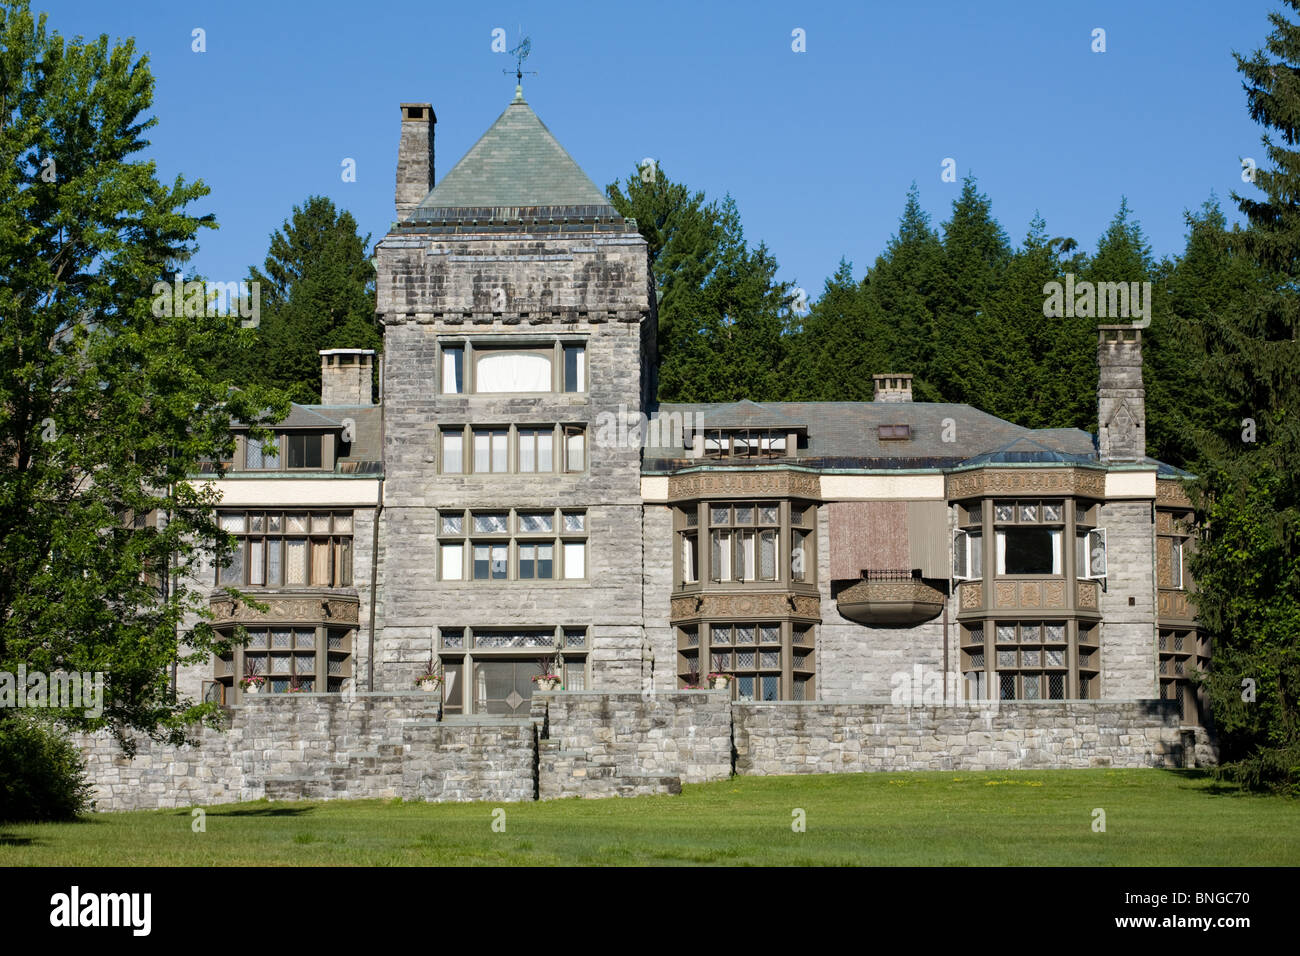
[703, 429, 791, 459]
[878, 424, 911, 441]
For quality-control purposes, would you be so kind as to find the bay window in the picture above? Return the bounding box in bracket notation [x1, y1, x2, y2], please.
[216, 511, 353, 588]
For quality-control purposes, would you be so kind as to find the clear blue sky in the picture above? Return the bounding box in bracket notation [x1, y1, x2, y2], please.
[35, 0, 1282, 299]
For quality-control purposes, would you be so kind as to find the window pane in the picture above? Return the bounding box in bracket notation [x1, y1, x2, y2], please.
[791, 531, 806, 582]
[519, 431, 536, 472]
[311, 539, 332, 585]
[218, 545, 244, 585]
[491, 430, 508, 472]
[441, 543, 463, 580]
[563, 512, 584, 532]
[287, 514, 308, 533]
[288, 434, 322, 469]
[519, 544, 535, 579]
[442, 346, 464, 394]
[249, 540, 265, 586]
[712, 530, 730, 581]
[267, 540, 281, 586]
[682, 533, 698, 584]
[537, 543, 553, 579]
[970, 533, 982, 578]
[491, 545, 508, 579]
[441, 514, 463, 535]
[333, 513, 352, 533]
[538, 431, 553, 472]
[442, 433, 463, 473]
[473, 513, 508, 534]
[220, 513, 245, 533]
[564, 429, 584, 472]
[310, 513, 331, 533]
[563, 541, 585, 579]
[473, 545, 490, 579]
[1001, 528, 1055, 575]
[473, 432, 490, 472]
[338, 539, 352, 586]
[519, 512, 553, 533]
[475, 351, 552, 392]
[759, 530, 777, 581]
[563, 345, 585, 393]
[285, 539, 307, 585]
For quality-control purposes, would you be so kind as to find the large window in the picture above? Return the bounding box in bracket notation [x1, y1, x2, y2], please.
[993, 501, 1064, 576]
[214, 625, 353, 698]
[438, 508, 586, 582]
[702, 429, 789, 459]
[961, 621, 1100, 701]
[439, 424, 587, 475]
[677, 622, 815, 700]
[439, 340, 586, 395]
[676, 501, 815, 587]
[217, 511, 353, 588]
[243, 432, 327, 471]
[709, 503, 780, 583]
[438, 626, 588, 715]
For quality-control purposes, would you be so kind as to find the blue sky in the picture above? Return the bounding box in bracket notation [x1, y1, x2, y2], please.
[34, 0, 1283, 299]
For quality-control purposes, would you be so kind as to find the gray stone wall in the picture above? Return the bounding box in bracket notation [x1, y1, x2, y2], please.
[814, 503, 957, 701]
[72, 693, 534, 811]
[733, 699, 1185, 774]
[374, 226, 655, 693]
[537, 691, 731, 798]
[1098, 500, 1158, 699]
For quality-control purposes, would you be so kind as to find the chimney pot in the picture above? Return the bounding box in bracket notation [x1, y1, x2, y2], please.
[873, 373, 913, 403]
[320, 349, 376, 405]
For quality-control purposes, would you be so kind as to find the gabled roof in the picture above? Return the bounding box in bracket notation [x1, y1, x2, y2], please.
[699, 400, 806, 430]
[411, 93, 621, 224]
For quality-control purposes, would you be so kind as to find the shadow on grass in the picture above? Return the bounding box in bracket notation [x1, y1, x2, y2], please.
[203, 805, 317, 818]
[1158, 767, 1250, 797]
[0, 833, 36, 846]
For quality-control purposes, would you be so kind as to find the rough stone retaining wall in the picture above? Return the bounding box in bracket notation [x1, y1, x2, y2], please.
[732, 700, 1187, 774]
[536, 690, 732, 799]
[73, 692, 1208, 811]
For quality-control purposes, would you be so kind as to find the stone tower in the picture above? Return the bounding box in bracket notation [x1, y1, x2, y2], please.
[1097, 324, 1146, 462]
[371, 89, 657, 708]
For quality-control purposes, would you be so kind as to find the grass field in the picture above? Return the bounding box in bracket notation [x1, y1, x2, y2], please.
[1, 769, 1296, 866]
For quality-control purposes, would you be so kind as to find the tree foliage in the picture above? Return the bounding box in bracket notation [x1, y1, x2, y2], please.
[0, 0, 287, 747]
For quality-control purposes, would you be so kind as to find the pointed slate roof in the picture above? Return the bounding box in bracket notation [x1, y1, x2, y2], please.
[410, 92, 623, 226]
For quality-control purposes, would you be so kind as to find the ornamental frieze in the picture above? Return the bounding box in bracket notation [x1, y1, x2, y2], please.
[668, 470, 821, 502]
[1156, 479, 1193, 508]
[1076, 581, 1099, 610]
[209, 595, 360, 625]
[960, 582, 982, 610]
[945, 468, 1106, 501]
[670, 592, 820, 623]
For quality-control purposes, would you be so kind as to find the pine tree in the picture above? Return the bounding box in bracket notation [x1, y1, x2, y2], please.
[1186, 1, 1300, 790]
[227, 197, 378, 404]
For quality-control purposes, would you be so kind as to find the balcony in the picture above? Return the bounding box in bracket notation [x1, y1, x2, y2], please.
[836, 570, 945, 626]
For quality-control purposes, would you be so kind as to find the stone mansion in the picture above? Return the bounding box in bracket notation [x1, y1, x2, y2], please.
[77, 89, 1211, 810]
[187, 89, 1205, 727]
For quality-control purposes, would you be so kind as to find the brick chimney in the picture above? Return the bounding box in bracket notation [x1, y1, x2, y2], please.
[873, 374, 913, 403]
[395, 103, 436, 222]
[320, 349, 375, 405]
[1097, 325, 1145, 461]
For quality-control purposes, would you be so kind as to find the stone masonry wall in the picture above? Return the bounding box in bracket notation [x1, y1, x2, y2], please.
[733, 699, 1185, 774]
[536, 691, 731, 798]
[1098, 499, 1158, 700]
[73, 693, 534, 811]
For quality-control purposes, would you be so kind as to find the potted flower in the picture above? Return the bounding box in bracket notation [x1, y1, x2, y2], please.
[239, 662, 265, 695]
[532, 655, 561, 692]
[415, 654, 442, 692]
[287, 677, 306, 694]
[708, 655, 733, 691]
[682, 667, 701, 691]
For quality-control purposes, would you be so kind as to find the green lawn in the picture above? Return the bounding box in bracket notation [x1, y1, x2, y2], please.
[1, 769, 1295, 866]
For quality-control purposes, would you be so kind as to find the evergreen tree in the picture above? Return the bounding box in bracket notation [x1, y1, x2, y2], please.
[228, 197, 378, 404]
[1187, 1, 1300, 791]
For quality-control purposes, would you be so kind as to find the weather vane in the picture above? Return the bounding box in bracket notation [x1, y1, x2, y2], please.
[503, 31, 537, 92]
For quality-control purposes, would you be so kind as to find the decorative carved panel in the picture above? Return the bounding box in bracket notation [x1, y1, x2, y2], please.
[210, 595, 359, 626]
[994, 582, 1016, 608]
[1156, 479, 1192, 508]
[960, 582, 982, 610]
[1044, 581, 1065, 608]
[1020, 582, 1042, 608]
[945, 468, 1106, 501]
[1158, 588, 1194, 622]
[670, 592, 820, 623]
[668, 470, 821, 502]
[1076, 581, 1099, 610]
[1156, 511, 1173, 534]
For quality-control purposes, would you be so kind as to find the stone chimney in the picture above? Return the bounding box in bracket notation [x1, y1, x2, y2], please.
[395, 103, 436, 222]
[320, 349, 375, 405]
[873, 374, 913, 403]
[1097, 325, 1145, 461]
